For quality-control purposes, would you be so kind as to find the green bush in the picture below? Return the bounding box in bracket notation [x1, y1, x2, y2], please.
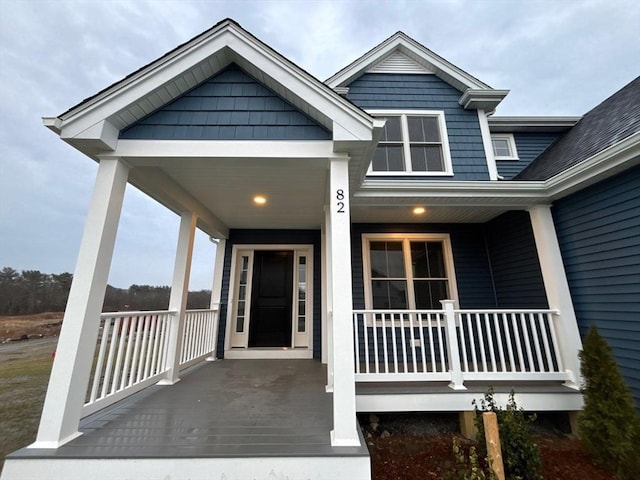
[448, 436, 495, 480]
[578, 326, 640, 480]
[473, 388, 542, 480]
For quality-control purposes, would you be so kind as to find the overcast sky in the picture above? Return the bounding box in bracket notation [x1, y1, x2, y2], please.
[1, 0, 639, 290]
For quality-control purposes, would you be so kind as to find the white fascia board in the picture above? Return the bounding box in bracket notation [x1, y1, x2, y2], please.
[112, 139, 340, 160]
[56, 22, 374, 145]
[61, 119, 119, 151]
[545, 131, 640, 199]
[43, 117, 62, 134]
[356, 180, 548, 200]
[488, 116, 582, 133]
[459, 89, 510, 112]
[326, 32, 490, 92]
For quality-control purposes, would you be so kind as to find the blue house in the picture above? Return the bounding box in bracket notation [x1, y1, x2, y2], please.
[2, 19, 638, 480]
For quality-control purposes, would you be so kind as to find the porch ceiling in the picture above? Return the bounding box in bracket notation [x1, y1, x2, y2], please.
[129, 157, 329, 233]
[350, 205, 513, 223]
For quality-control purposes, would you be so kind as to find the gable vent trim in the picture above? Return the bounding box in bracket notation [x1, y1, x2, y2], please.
[367, 51, 435, 74]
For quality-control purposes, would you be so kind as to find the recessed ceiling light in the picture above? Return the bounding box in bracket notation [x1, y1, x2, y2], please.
[413, 207, 426, 215]
[253, 195, 267, 205]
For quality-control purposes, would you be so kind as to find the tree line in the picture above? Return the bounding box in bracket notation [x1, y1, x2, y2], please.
[0, 267, 212, 315]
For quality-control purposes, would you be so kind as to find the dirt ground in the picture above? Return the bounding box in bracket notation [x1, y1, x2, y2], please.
[0, 313, 63, 343]
[360, 413, 614, 480]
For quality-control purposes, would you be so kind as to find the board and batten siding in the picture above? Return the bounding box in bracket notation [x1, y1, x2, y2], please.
[350, 224, 496, 310]
[484, 211, 548, 308]
[553, 165, 640, 408]
[496, 133, 562, 180]
[120, 64, 330, 140]
[217, 229, 322, 359]
[345, 73, 489, 181]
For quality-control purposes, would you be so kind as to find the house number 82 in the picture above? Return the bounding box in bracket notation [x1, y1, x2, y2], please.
[336, 189, 345, 213]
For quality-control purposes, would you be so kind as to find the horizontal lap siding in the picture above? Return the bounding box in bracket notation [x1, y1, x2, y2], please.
[485, 211, 548, 308]
[217, 229, 322, 359]
[351, 224, 496, 309]
[497, 133, 561, 180]
[346, 74, 489, 181]
[553, 165, 640, 408]
[120, 64, 330, 140]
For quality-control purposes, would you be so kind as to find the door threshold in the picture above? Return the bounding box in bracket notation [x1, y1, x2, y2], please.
[225, 348, 314, 359]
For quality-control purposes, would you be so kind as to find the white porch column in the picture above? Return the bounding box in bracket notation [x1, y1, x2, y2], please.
[160, 212, 197, 384]
[528, 205, 582, 388]
[207, 238, 226, 361]
[328, 156, 360, 447]
[34, 158, 128, 448]
[323, 207, 334, 389]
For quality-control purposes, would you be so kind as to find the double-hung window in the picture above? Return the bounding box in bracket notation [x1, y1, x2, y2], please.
[369, 110, 453, 175]
[491, 134, 519, 160]
[363, 234, 459, 310]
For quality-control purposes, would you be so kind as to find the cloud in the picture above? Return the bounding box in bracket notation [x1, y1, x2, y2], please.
[1, 0, 639, 291]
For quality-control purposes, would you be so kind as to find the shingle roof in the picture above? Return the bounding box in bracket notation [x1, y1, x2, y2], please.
[515, 76, 640, 181]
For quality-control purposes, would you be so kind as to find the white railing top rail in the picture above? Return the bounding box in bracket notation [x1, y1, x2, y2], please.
[354, 308, 558, 314]
[100, 309, 177, 319]
[185, 307, 219, 313]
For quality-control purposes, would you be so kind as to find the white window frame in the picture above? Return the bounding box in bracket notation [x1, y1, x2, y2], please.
[367, 110, 454, 176]
[491, 133, 519, 160]
[362, 233, 459, 310]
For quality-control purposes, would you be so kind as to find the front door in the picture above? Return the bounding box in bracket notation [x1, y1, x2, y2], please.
[248, 250, 294, 347]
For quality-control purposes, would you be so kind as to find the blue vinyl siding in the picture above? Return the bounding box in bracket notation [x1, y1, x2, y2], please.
[553, 165, 640, 408]
[351, 224, 496, 309]
[497, 133, 562, 180]
[217, 229, 322, 359]
[484, 211, 548, 308]
[120, 64, 330, 140]
[346, 74, 489, 181]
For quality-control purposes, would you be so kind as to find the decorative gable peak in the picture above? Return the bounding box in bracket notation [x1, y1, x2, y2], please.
[366, 50, 435, 75]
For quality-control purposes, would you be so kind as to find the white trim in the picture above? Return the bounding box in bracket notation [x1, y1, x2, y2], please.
[477, 109, 499, 180]
[361, 233, 459, 310]
[491, 133, 519, 161]
[488, 116, 581, 133]
[367, 50, 435, 74]
[366, 110, 453, 176]
[326, 32, 491, 92]
[224, 348, 313, 359]
[225, 244, 314, 357]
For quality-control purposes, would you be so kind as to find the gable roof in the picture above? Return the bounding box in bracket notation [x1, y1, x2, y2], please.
[325, 31, 508, 112]
[43, 18, 379, 155]
[516, 77, 640, 181]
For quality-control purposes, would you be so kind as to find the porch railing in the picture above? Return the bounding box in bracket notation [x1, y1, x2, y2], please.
[82, 308, 218, 416]
[353, 302, 570, 389]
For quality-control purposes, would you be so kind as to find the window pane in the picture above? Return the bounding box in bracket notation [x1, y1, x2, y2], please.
[414, 280, 449, 309]
[410, 146, 444, 172]
[408, 116, 440, 142]
[372, 280, 408, 309]
[372, 146, 404, 172]
[492, 138, 511, 157]
[411, 241, 446, 278]
[370, 241, 404, 278]
[381, 116, 402, 142]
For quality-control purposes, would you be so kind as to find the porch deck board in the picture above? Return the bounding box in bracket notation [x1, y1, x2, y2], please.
[13, 360, 368, 459]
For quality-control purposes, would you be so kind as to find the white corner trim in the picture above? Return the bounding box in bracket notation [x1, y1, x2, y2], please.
[477, 110, 499, 180]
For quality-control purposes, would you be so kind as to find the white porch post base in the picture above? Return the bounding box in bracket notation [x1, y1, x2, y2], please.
[529, 205, 583, 389]
[33, 158, 129, 448]
[328, 156, 359, 447]
[161, 212, 197, 385]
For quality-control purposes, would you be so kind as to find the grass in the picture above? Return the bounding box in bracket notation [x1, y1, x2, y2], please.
[0, 341, 55, 471]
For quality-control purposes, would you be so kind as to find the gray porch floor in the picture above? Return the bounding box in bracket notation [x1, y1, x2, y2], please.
[13, 359, 368, 459]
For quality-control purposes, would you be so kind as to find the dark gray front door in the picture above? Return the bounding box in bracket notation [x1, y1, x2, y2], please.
[248, 251, 294, 347]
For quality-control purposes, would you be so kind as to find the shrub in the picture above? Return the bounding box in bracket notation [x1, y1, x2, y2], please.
[448, 436, 495, 480]
[578, 326, 640, 480]
[473, 388, 542, 480]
